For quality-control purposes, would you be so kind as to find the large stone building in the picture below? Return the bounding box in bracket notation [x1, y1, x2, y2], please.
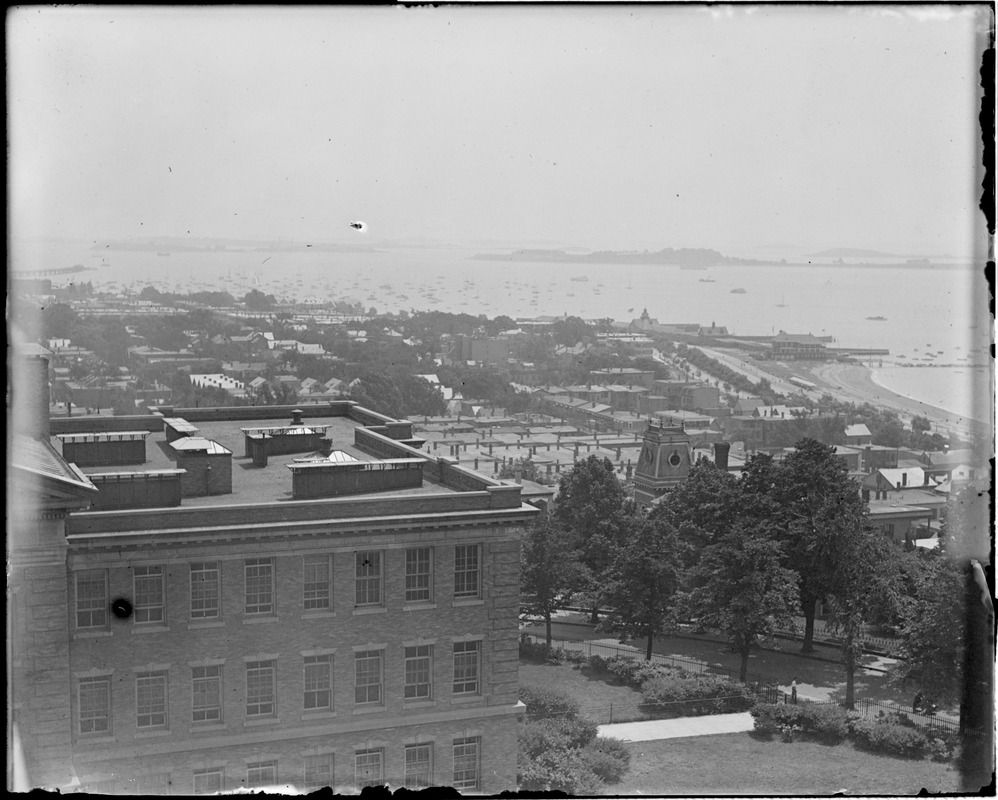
[9, 344, 537, 795]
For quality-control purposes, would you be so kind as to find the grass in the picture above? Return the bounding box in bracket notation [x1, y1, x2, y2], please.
[611, 733, 962, 795]
[519, 658, 647, 723]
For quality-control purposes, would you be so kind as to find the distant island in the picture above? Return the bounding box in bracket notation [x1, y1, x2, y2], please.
[472, 247, 767, 267]
[806, 248, 905, 258]
[91, 237, 376, 254]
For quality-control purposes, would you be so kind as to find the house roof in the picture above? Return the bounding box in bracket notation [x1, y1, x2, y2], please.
[844, 423, 872, 438]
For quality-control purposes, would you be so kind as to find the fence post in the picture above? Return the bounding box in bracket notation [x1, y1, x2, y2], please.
[609, 703, 613, 724]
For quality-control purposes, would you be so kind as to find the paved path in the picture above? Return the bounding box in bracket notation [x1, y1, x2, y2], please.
[599, 712, 755, 742]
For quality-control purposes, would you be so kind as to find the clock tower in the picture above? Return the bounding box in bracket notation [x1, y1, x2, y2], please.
[633, 418, 692, 507]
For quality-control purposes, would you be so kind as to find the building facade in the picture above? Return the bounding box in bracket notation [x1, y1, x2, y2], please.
[10, 346, 536, 795]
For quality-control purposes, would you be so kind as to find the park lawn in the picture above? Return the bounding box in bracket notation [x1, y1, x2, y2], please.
[612, 732, 962, 796]
[519, 658, 646, 724]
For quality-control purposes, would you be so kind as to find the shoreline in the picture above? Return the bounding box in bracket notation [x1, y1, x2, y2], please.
[803, 362, 987, 442]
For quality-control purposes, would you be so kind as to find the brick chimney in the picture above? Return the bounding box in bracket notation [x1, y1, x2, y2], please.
[13, 342, 52, 438]
[713, 441, 730, 471]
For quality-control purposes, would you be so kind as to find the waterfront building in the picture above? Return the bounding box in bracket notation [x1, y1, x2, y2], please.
[9, 343, 535, 794]
[769, 331, 828, 360]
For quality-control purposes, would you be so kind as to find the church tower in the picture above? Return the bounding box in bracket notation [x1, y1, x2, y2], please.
[633, 418, 692, 507]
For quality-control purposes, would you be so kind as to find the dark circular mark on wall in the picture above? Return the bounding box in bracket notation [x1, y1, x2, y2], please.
[111, 598, 133, 619]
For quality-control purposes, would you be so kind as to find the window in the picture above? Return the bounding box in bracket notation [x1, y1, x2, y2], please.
[193, 768, 223, 795]
[404, 744, 432, 788]
[190, 562, 220, 620]
[303, 754, 333, 789]
[134, 566, 165, 624]
[246, 761, 277, 787]
[303, 654, 332, 711]
[245, 558, 274, 615]
[354, 552, 382, 607]
[404, 645, 432, 700]
[192, 665, 222, 723]
[453, 641, 480, 695]
[454, 545, 481, 599]
[76, 570, 107, 629]
[136, 671, 168, 728]
[303, 554, 332, 611]
[405, 547, 432, 603]
[354, 749, 384, 789]
[453, 737, 480, 790]
[246, 661, 276, 717]
[354, 650, 383, 705]
[78, 676, 111, 735]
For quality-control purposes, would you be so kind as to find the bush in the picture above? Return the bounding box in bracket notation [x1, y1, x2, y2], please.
[519, 685, 580, 721]
[640, 672, 755, 716]
[581, 738, 631, 784]
[586, 735, 632, 767]
[518, 737, 605, 793]
[751, 702, 852, 743]
[518, 639, 555, 663]
[581, 747, 630, 784]
[550, 715, 599, 749]
[851, 719, 928, 759]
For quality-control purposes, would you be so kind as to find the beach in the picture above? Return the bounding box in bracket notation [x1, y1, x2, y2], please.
[797, 362, 986, 443]
[701, 346, 987, 443]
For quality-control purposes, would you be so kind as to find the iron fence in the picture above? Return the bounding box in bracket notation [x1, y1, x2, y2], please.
[525, 633, 777, 689]
[525, 634, 963, 736]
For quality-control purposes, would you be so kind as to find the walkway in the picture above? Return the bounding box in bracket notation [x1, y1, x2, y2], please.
[599, 712, 755, 742]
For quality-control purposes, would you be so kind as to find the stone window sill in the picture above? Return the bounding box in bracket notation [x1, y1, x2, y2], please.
[73, 630, 112, 639]
[242, 616, 280, 625]
[132, 625, 169, 635]
[403, 602, 437, 612]
[301, 710, 337, 721]
[243, 716, 280, 727]
[352, 606, 387, 616]
[452, 598, 485, 607]
[188, 619, 224, 629]
[302, 610, 336, 620]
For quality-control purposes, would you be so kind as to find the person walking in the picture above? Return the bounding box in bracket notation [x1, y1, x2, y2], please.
[790, 677, 798, 705]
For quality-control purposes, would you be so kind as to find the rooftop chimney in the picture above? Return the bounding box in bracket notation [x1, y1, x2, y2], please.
[291, 408, 304, 426]
[713, 441, 730, 471]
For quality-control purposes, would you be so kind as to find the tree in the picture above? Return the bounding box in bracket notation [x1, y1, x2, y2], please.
[600, 515, 685, 660]
[889, 553, 965, 707]
[822, 518, 904, 709]
[553, 456, 629, 623]
[520, 519, 586, 646]
[770, 439, 869, 653]
[651, 458, 741, 560]
[911, 414, 932, 434]
[684, 522, 800, 682]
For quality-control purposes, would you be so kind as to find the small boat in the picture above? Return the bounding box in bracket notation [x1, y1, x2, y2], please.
[866, 316, 887, 321]
[730, 288, 747, 294]
[699, 278, 716, 283]
[570, 276, 589, 282]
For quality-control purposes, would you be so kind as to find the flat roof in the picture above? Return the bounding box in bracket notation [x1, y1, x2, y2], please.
[58, 413, 459, 508]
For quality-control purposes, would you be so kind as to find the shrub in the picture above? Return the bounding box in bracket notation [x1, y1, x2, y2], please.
[581, 747, 630, 784]
[518, 743, 605, 793]
[550, 715, 599, 749]
[640, 672, 755, 716]
[926, 733, 959, 763]
[519, 720, 569, 760]
[518, 639, 554, 663]
[585, 735, 632, 768]
[851, 719, 928, 759]
[519, 685, 580, 721]
[561, 648, 588, 666]
[751, 702, 851, 743]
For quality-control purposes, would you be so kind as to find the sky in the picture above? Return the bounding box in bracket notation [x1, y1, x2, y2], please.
[7, 4, 992, 255]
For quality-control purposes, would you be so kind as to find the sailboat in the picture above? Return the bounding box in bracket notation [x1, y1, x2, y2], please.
[776, 294, 787, 307]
